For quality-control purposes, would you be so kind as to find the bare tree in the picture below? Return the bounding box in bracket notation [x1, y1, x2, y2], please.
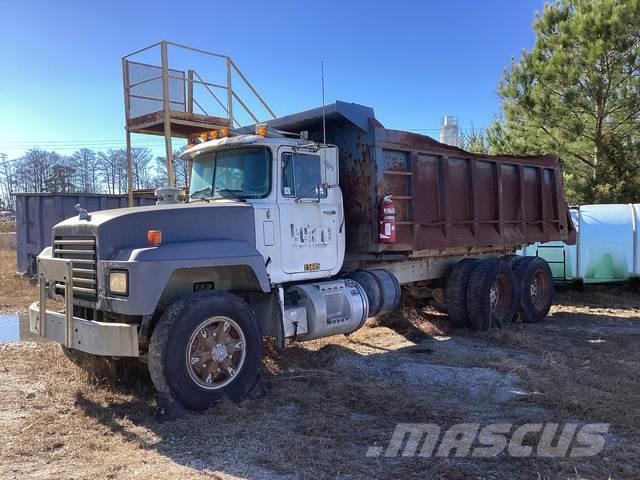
[72, 148, 98, 193]
[45, 159, 75, 193]
[0, 153, 16, 210]
[18, 148, 51, 192]
[156, 147, 190, 189]
[131, 147, 153, 190]
[97, 149, 126, 194]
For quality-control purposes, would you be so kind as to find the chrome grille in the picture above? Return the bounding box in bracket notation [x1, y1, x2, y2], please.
[54, 236, 97, 300]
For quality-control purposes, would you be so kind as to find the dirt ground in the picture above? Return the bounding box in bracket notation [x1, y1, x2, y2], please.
[1, 248, 639, 479]
[0, 221, 15, 233]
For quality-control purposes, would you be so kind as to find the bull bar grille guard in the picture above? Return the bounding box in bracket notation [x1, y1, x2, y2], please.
[31, 255, 139, 357]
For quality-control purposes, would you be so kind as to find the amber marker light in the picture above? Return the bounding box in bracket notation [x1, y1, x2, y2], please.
[256, 124, 267, 137]
[147, 230, 162, 246]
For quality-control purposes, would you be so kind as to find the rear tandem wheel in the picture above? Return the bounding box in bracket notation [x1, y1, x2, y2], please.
[445, 258, 480, 328]
[512, 256, 554, 323]
[466, 257, 518, 331]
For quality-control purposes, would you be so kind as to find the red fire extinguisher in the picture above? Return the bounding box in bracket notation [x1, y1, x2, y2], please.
[378, 195, 396, 243]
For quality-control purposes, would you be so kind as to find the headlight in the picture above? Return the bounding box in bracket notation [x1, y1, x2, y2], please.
[109, 270, 128, 296]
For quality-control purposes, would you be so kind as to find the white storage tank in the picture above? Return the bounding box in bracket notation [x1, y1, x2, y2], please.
[578, 204, 636, 283]
[519, 204, 639, 284]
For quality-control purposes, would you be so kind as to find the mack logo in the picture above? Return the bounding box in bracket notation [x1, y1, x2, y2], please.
[304, 262, 320, 271]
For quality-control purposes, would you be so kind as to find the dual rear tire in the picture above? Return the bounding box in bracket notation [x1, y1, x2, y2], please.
[446, 255, 553, 331]
[512, 256, 554, 323]
[466, 257, 517, 331]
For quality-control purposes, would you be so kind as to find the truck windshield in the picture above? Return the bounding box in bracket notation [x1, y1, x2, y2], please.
[190, 147, 271, 200]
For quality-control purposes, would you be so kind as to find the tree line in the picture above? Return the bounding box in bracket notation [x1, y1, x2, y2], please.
[0, 147, 190, 210]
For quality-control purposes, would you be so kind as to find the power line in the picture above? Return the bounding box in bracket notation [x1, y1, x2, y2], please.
[0, 141, 183, 152]
[0, 141, 176, 147]
[0, 137, 186, 146]
[1, 139, 132, 145]
[1, 139, 176, 145]
[0, 143, 170, 148]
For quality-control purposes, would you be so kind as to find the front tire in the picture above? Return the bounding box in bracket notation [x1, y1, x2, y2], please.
[148, 290, 262, 411]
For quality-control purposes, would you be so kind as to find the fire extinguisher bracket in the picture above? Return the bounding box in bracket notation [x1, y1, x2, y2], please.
[378, 195, 396, 244]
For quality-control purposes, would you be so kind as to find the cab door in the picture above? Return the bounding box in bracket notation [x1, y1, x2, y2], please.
[277, 147, 340, 275]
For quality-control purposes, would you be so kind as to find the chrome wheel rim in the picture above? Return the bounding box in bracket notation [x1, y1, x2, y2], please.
[186, 316, 246, 390]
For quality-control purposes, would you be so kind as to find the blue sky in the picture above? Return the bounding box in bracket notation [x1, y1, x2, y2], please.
[0, 0, 545, 159]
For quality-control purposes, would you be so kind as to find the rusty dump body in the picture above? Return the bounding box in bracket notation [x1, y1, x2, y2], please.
[261, 101, 575, 257]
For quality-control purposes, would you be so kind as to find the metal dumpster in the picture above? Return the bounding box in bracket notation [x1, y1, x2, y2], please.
[14, 193, 156, 276]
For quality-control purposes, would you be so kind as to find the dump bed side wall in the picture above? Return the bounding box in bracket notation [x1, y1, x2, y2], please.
[329, 121, 572, 255]
[325, 120, 378, 252]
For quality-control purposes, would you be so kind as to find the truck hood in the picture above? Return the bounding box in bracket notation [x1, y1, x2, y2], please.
[53, 202, 256, 259]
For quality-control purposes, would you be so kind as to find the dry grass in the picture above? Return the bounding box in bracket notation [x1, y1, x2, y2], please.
[374, 295, 452, 339]
[0, 339, 470, 480]
[1, 266, 640, 478]
[0, 249, 35, 313]
[477, 295, 640, 440]
[382, 289, 640, 446]
[0, 220, 15, 233]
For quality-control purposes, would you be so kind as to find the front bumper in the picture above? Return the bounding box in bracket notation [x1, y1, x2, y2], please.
[30, 255, 139, 357]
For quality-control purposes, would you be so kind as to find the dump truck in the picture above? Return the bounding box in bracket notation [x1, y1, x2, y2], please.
[29, 101, 575, 411]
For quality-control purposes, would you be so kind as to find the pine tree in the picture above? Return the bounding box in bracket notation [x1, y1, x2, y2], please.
[489, 0, 640, 203]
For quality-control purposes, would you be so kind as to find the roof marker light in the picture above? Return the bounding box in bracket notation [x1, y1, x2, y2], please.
[256, 124, 267, 137]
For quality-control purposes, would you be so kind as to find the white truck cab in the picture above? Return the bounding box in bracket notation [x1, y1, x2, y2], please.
[183, 134, 346, 285]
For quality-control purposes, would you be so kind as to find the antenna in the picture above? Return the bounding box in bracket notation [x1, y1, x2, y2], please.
[321, 60, 327, 145]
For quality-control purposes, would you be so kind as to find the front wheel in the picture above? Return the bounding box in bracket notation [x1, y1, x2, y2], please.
[148, 290, 262, 411]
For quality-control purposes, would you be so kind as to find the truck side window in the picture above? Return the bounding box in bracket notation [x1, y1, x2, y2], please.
[282, 153, 326, 199]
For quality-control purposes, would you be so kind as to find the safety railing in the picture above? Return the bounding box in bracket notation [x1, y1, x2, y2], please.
[121, 40, 277, 198]
[122, 41, 276, 128]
